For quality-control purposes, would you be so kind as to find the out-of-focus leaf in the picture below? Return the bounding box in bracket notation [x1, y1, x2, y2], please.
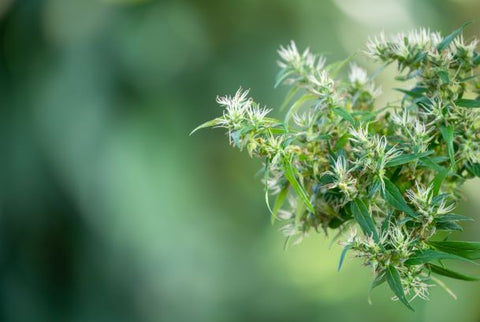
[350, 199, 379, 242]
[335, 133, 350, 150]
[438, 70, 450, 84]
[430, 264, 480, 281]
[333, 107, 355, 125]
[466, 163, 480, 177]
[370, 273, 386, 291]
[274, 69, 293, 88]
[352, 110, 376, 122]
[338, 244, 352, 272]
[437, 22, 472, 51]
[325, 53, 356, 77]
[280, 87, 299, 110]
[474, 52, 480, 65]
[386, 266, 414, 311]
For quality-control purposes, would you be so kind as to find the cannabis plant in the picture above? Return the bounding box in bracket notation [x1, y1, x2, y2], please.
[192, 24, 480, 310]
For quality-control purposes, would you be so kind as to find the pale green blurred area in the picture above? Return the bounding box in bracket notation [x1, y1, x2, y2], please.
[1, 0, 480, 321]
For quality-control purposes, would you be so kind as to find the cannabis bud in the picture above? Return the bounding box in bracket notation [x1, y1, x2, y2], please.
[192, 23, 480, 310]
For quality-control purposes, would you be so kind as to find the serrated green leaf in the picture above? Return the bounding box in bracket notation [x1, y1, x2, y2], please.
[350, 199, 379, 242]
[338, 244, 352, 272]
[455, 98, 480, 108]
[430, 264, 480, 281]
[386, 266, 414, 311]
[383, 178, 417, 218]
[437, 22, 472, 51]
[190, 118, 223, 135]
[283, 157, 315, 214]
[440, 125, 456, 169]
[429, 241, 480, 260]
[405, 249, 473, 265]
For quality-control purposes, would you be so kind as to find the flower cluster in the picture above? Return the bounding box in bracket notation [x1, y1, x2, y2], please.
[193, 25, 480, 310]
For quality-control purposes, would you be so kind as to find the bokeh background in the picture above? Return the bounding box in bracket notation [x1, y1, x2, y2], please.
[1, 0, 480, 321]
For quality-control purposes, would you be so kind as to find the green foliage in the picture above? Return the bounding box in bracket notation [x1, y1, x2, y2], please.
[193, 25, 480, 309]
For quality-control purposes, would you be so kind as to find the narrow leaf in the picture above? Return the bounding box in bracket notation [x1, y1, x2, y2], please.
[385, 151, 432, 168]
[280, 87, 299, 110]
[283, 157, 315, 214]
[338, 244, 352, 272]
[437, 22, 472, 51]
[440, 125, 456, 169]
[420, 156, 447, 172]
[431, 167, 449, 196]
[350, 199, 379, 242]
[270, 184, 289, 224]
[284, 94, 316, 124]
[436, 221, 463, 232]
[405, 249, 474, 265]
[333, 107, 355, 125]
[386, 266, 414, 311]
[430, 264, 480, 281]
[274, 69, 293, 88]
[335, 133, 350, 150]
[324, 53, 356, 77]
[370, 273, 386, 291]
[429, 241, 480, 260]
[438, 70, 450, 84]
[394, 87, 428, 98]
[190, 118, 222, 135]
[466, 163, 480, 177]
[435, 214, 473, 223]
[455, 98, 480, 108]
[383, 178, 417, 218]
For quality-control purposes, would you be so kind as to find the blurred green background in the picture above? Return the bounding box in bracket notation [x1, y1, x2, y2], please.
[1, 0, 480, 321]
